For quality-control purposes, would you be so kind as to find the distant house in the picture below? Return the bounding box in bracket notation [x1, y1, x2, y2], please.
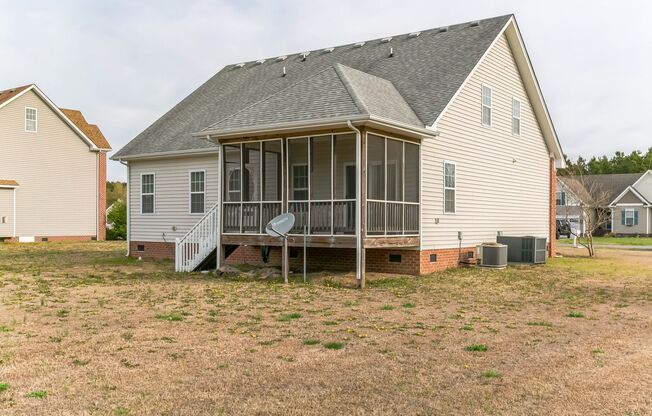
[113, 15, 565, 280]
[0, 84, 111, 242]
[557, 171, 652, 237]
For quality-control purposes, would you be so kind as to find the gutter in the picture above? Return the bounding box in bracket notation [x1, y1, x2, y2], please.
[196, 115, 438, 142]
[111, 147, 219, 162]
[120, 160, 130, 257]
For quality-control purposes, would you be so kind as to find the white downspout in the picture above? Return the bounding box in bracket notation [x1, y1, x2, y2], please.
[347, 120, 363, 284]
[120, 160, 130, 256]
[12, 187, 16, 238]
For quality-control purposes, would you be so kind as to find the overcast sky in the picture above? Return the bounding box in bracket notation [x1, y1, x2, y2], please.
[2, 0, 651, 181]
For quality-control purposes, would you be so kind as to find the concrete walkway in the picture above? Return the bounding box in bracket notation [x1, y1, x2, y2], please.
[558, 243, 652, 251]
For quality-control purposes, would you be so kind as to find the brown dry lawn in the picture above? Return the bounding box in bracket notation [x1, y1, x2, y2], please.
[0, 242, 651, 416]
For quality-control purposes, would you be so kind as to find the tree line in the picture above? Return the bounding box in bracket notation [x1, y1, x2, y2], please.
[559, 148, 652, 176]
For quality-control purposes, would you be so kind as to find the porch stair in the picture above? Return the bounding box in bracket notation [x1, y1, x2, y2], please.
[175, 203, 219, 272]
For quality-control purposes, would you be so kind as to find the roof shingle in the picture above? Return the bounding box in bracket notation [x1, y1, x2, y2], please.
[113, 15, 512, 159]
[60, 108, 112, 150]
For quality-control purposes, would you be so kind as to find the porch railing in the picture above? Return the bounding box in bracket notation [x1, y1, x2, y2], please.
[367, 200, 419, 236]
[175, 203, 219, 272]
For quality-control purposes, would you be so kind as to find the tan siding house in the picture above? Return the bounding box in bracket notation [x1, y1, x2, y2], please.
[0, 84, 110, 241]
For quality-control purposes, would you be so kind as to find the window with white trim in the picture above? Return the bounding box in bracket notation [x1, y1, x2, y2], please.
[512, 98, 521, 135]
[444, 162, 456, 214]
[25, 107, 37, 132]
[623, 208, 637, 226]
[481, 85, 492, 126]
[190, 171, 205, 213]
[292, 164, 308, 200]
[141, 174, 154, 214]
[556, 191, 566, 206]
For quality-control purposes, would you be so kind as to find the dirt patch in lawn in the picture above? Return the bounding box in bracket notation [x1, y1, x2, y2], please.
[0, 242, 651, 415]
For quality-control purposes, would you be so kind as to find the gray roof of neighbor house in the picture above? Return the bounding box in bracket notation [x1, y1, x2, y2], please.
[113, 15, 512, 159]
[559, 173, 644, 205]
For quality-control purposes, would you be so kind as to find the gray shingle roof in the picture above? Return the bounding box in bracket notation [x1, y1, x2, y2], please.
[559, 173, 644, 204]
[201, 63, 422, 134]
[113, 15, 511, 159]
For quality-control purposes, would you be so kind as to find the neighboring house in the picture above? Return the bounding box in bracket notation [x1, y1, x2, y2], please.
[0, 84, 111, 242]
[106, 199, 123, 230]
[112, 15, 565, 280]
[557, 171, 652, 237]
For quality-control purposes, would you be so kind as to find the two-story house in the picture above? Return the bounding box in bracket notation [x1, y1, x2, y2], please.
[112, 15, 565, 285]
[0, 84, 111, 242]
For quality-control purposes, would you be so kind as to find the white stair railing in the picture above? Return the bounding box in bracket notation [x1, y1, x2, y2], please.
[175, 203, 219, 272]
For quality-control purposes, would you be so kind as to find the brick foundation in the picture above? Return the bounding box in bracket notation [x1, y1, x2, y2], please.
[129, 241, 175, 259]
[225, 245, 476, 275]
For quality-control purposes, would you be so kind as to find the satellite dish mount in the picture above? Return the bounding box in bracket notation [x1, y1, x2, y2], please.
[265, 213, 295, 284]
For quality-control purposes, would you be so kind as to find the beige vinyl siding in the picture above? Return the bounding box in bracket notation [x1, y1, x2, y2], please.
[0, 189, 14, 237]
[618, 190, 645, 204]
[421, 34, 550, 249]
[129, 154, 219, 242]
[612, 206, 648, 235]
[0, 90, 97, 237]
[633, 171, 652, 202]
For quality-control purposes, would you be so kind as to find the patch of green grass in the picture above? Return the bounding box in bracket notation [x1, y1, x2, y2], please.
[591, 348, 604, 354]
[465, 344, 488, 352]
[324, 342, 345, 350]
[26, 390, 48, 398]
[155, 313, 183, 321]
[527, 321, 553, 327]
[302, 339, 320, 345]
[566, 311, 584, 318]
[114, 408, 129, 416]
[0, 383, 9, 393]
[56, 309, 69, 318]
[380, 304, 394, 311]
[482, 370, 501, 378]
[558, 236, 652, 246]
[277, 313, 302, 322]
[160, 336, 176, 343]
[402, 302, 416, 308]
[459, 325, 473, 331]
[0, 326, 14, 332]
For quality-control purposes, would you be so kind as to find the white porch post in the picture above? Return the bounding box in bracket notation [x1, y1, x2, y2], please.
[215, 139, 223, 270]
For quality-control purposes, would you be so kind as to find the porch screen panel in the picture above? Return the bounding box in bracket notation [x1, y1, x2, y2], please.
[223, 145, 241, 202]
[333, 134, 356, 234]
[367, 135, 385, 200]
[262, 140, 282, 201]
[386, 139, 403, 201]
[404, 143, 419, 203]
[310, 136, 332, 234]
[288, 138, 308, 233]
[243, 142, 260, 202]
[333, 134, 355, 200]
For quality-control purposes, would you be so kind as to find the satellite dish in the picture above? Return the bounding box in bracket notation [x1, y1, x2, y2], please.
[265, 213, 295, 237]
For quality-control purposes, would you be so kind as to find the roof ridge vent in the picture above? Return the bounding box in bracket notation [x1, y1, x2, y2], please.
[234, 63, 245, 68]
[323, 47, 334, 53]
[354, 41, 365, 47]
[300, 51, 310, 61]
[408, 31, 421, 38]
[438, 26, 449, 33]
[276, 55, 287, 61]
[469, 21, 480, 27]
[381, 37, 392, 43]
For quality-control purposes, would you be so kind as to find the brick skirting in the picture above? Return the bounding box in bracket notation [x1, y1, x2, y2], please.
[129, 241, 175, 259]
[225, 245, 476, 275]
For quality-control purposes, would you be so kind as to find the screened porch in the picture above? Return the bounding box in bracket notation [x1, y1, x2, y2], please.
[221, 132, 420, 238]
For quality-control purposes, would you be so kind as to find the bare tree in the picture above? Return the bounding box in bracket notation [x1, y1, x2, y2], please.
[559, 174, 612, 257]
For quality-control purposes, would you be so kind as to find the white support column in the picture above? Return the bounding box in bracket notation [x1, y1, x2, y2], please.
[12, 187, 16, 238]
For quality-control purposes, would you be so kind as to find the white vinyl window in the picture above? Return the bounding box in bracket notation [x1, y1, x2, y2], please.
[624, 209, 636, 226]
[25, 107, 37, 132]
[141, 173, 155, 214]
[444, 161, 456, 214]
[292, 164, 308, 200]
[481, 85, 492, 126]
[190, 171, 205, 214]
[556, 191, 566, 206]
[512, 98, 521, 135]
